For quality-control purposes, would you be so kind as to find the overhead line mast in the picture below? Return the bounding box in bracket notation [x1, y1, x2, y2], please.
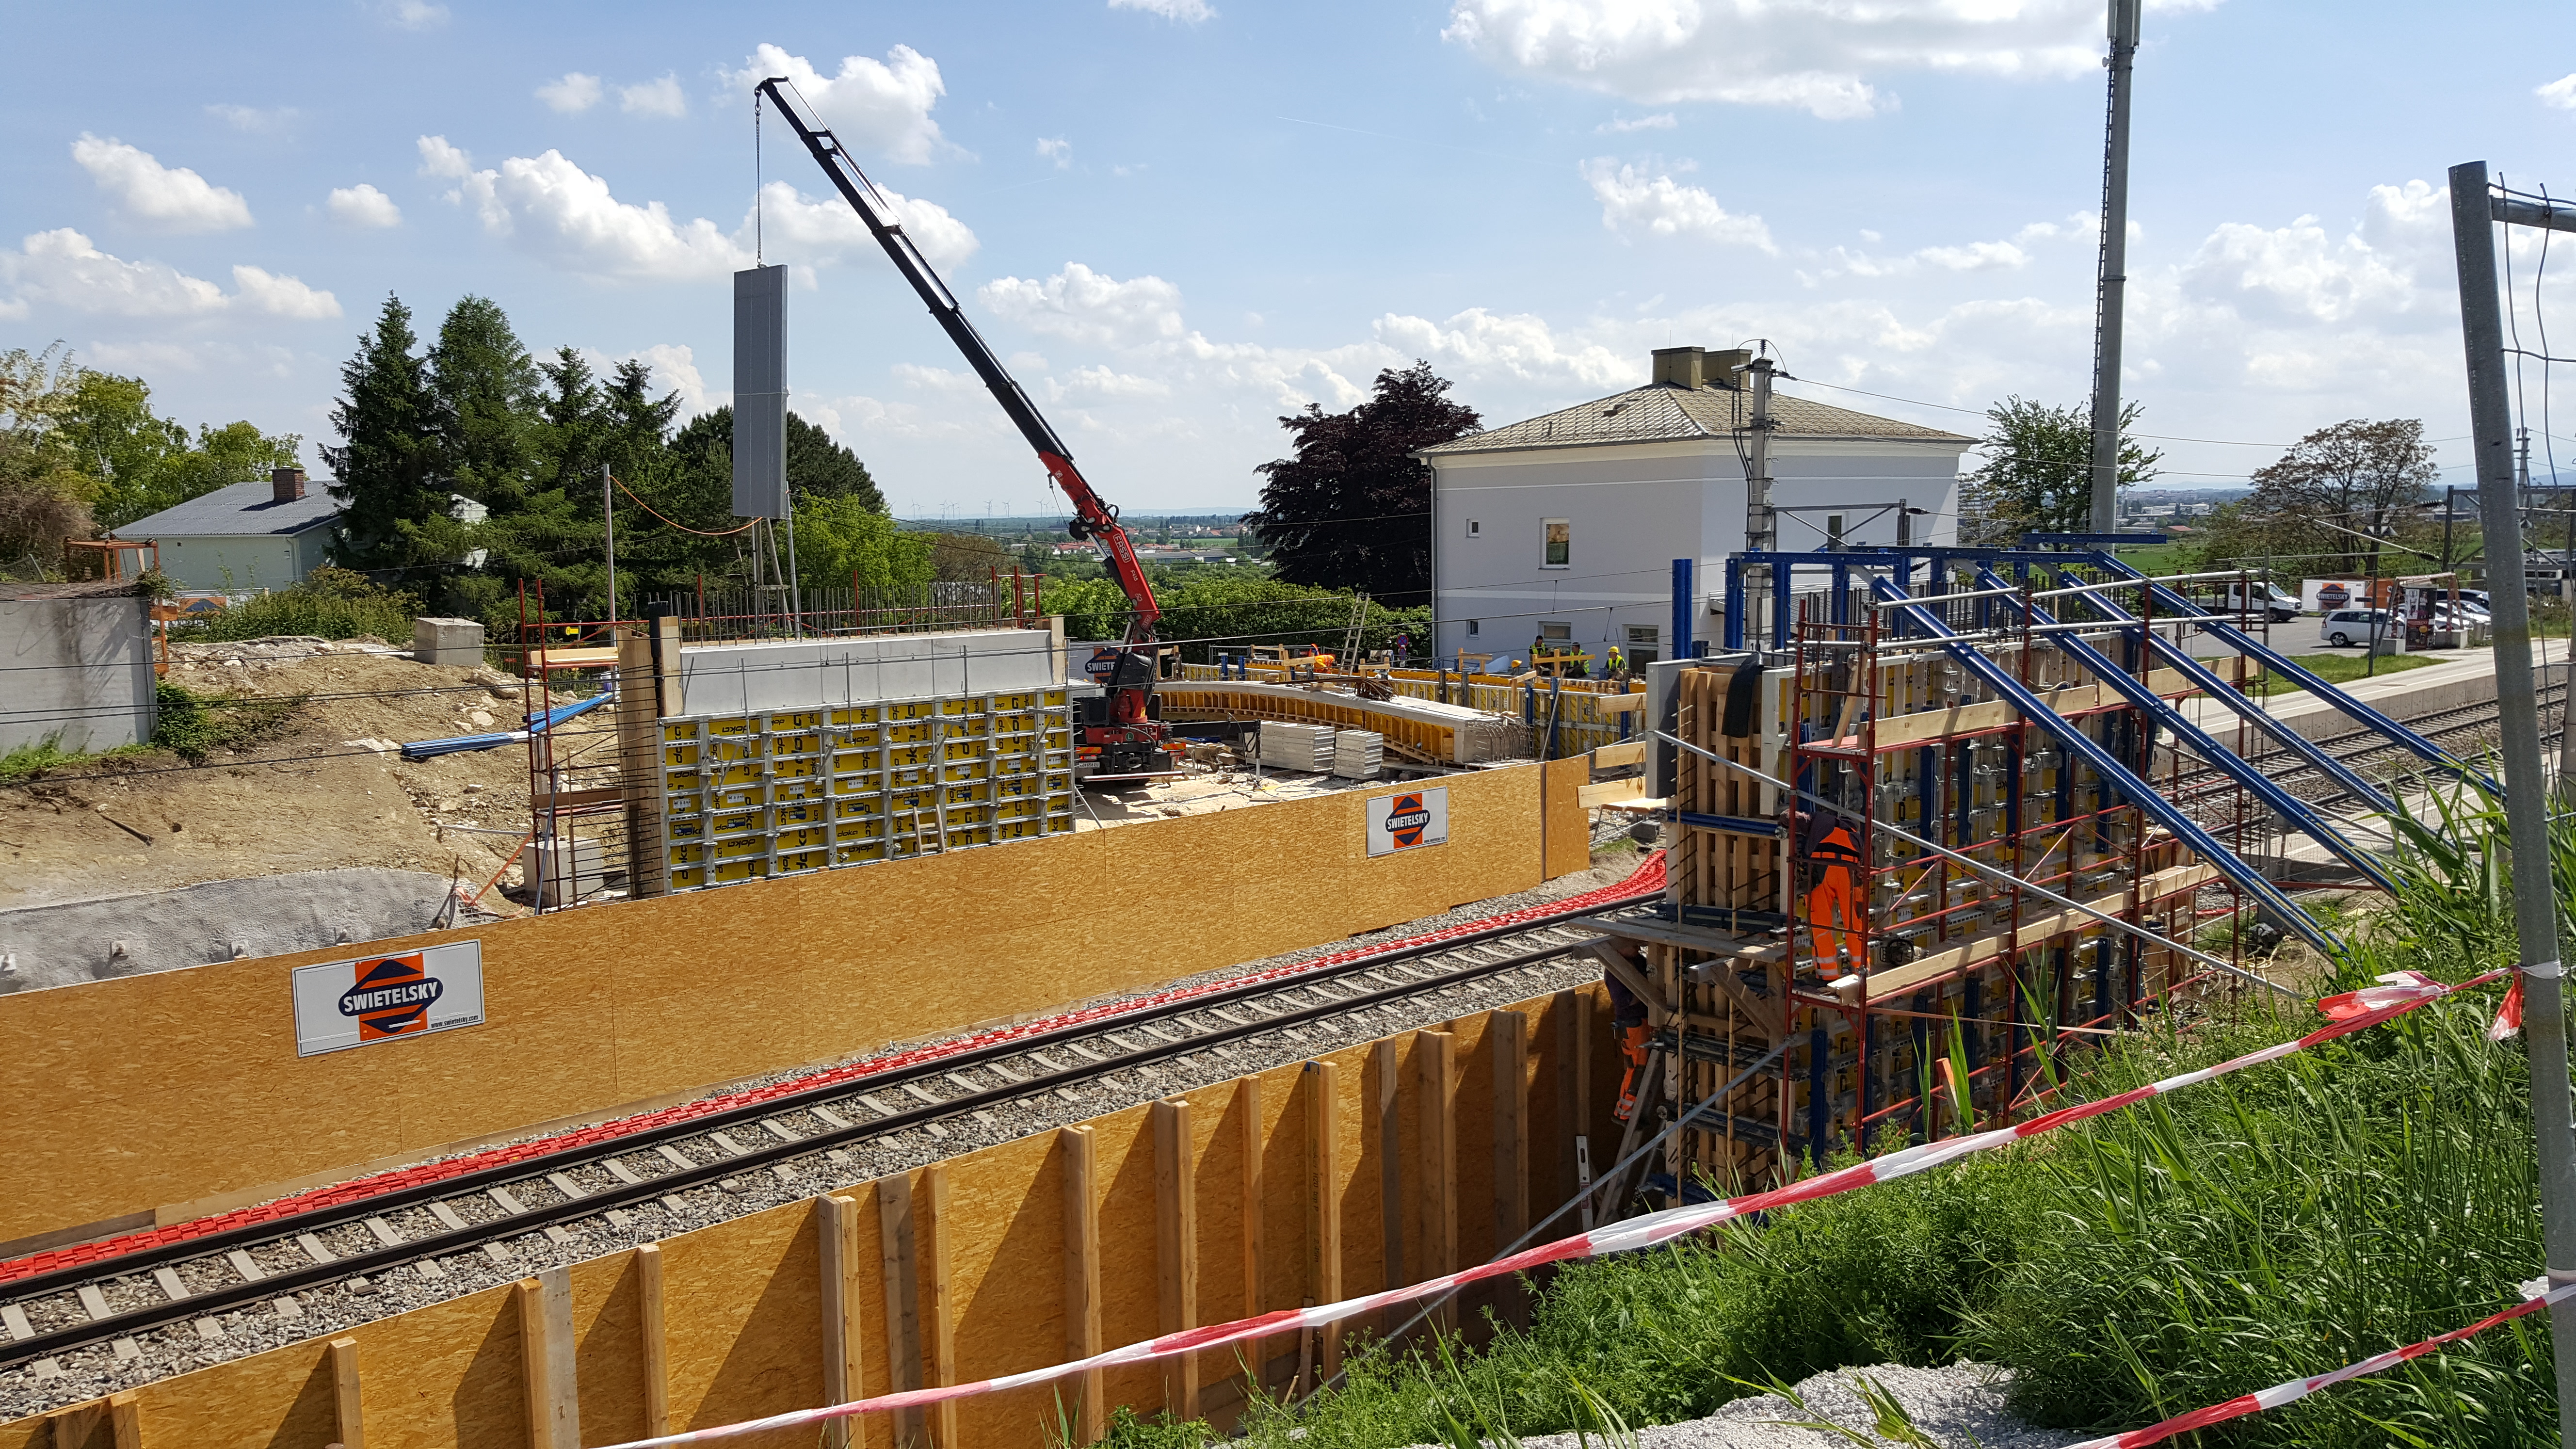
[754, 77, 1176, 780]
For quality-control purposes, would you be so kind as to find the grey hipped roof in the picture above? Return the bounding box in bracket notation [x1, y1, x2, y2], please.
[1418, 380, 1973, 458]
[115, 480, 341, 538]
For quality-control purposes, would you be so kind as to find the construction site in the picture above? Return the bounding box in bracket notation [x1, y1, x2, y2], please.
[11, 31, 2576, 1449]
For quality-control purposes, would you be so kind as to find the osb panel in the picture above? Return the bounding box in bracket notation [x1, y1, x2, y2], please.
[0, 763, 1550, 1244]
[122, 1331, 334, 1449]
[353, 1285, 526, 1449]
[0, 1421, 33, 1449]
[945, 1131, 1067, 1449]
[571, 1249, 650, 1449]
[1330, 1038, 1387, 1302]
[1085, 1101, 1162, 1420]
[1542, 755, 1591, 879]
[1254, 1062, 1312, 1317]
[839, 1185, 889, 1449]
[659, 1198, 822, 1434]
[1449, 1012, 1500, 1268]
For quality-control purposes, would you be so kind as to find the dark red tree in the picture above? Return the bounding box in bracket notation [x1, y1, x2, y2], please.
[1246, 361, 1478, 602]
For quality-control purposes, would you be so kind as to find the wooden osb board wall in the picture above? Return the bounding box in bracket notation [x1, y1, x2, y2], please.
[0, 764, 1584, 1248]
[4, 988, 1626, 1449]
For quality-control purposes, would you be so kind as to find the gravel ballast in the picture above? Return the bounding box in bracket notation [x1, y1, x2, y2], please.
[1405, 1362, 2092, 1449]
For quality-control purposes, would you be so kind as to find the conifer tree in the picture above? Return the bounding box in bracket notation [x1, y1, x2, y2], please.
[323, 294, 446, 572]
[428, 295, 540, 515]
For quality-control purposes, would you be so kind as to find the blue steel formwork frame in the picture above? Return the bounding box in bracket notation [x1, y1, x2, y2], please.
[1969, 566, 2399, 893]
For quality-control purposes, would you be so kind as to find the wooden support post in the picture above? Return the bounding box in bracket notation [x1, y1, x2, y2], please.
[45, 1400, 105, 1449]
[1555, 989, 1579, 1204]
[1237, 1076, 1265, 1397]
[615, 627, 665, 897]
[635, 1243, 669, 1439]
[1305, 1060, 1343, 1384]
[1060, 1126, 1104, 1446]
[1374, 1037, 1404, 1298]
[330, 1336, 363, 1449]
[516, 1267, 580, 1449]
[1575, 987, 1596, 1139]
[876, 1175, 924, 1447]
[921, 1164, 956, 1449]
[1153, 1097, 1200, 1420]
[107, 1392, 138, 1449]
[1417, 1030, 1458, 1335]
[819, 1194, 864, 1449]
[1490, 1010, 1530, 1326]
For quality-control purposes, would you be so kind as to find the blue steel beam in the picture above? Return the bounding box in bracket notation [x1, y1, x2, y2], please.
[1871, 576, 2344, 959]
[2058, 571, 2401, 816]
[1974, 567, 2396, 891]
[2086, 553, 2496, 791]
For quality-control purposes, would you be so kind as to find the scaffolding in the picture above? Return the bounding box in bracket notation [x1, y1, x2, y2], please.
[1604, 546, 2477, 1205]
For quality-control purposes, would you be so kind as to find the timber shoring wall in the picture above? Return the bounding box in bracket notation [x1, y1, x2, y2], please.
[0, 761, 1598, 1250]
[2, 990, 1627, 1449]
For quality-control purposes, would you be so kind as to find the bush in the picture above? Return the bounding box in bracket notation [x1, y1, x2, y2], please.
[152, 678, 299, 763]
[173, 566, 418, 643]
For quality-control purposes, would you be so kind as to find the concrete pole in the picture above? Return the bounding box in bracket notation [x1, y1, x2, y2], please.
[2086, 0, 2141, 534]
[1742, 356, 1778, 646]
[2449, 158, 2576, 1449]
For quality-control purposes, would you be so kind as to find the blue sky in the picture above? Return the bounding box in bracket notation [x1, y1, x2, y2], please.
[5, 0, 2576, 516]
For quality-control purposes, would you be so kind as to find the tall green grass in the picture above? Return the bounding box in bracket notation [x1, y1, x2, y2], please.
[1101, 772, 2568, 1449]
[169, 566, 418, 644]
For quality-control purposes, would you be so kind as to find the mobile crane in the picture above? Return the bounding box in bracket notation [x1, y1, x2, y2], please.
[757, 77, 1178, 781]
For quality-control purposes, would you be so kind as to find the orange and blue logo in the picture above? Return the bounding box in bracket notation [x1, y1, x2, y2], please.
[1385, 792, 1433, 849]
[338, 953, 445, 1041]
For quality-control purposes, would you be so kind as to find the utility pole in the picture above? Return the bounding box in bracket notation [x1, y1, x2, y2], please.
[2449, 158, 2576, 1449]
[1741, 354, 1778, 648]
[601, 464, 617, 627]
[2086, 0, 2143, 534]
[2442, 483, 2457, 572]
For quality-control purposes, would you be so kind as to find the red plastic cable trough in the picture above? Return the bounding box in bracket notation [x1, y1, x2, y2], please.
[0, 851, 1665, 1287]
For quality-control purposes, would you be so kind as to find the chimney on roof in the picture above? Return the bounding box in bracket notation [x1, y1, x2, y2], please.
[272, 466, 306, 503]
[1651, 346, 1752, 390]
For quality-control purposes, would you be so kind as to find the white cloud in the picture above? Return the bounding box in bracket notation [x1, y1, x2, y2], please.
[71, 135, 254, 233]
[82, 339, 299, 377]
[1055, 364, 1172, 400]
[205, 104, 297, 134]
[753, 179, 979, 271]
[2541, 74, 2576, 110]
[2172, 182, 2440, 329]
[1037, 136, 1073, 169]
[451, 149, 751, 279]
[722, 44, 951, 164]
[1373, 307, 1637, 391]
[383, 0, 447, 30]
[417, 134, 474, 179]
[1445, 0, 2143, 120]
[1110, 0, 1217, 20]
[980, 263, 1188, 350]
[326, 183, 402, 229]
[619, 74, 689, 118]
[1582, 159, 1774, 251]
[0, 228, 337, 319]
[1597, 112, 1676, 132]
[537, 72, 604, 113]
[229, 265, 343, 319]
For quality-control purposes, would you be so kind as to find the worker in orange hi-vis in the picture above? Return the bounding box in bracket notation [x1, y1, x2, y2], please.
[1595, 940, 1654, 1123]
[1796, 804, 1866, 973]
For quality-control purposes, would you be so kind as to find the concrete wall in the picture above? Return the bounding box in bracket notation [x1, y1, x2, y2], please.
[0, 868, 455, 994]
[150, 529, 331, 591]
[676, 627, 1057, 714]
[1431, 438, 1963, 667]
[0, 594, 155, 753]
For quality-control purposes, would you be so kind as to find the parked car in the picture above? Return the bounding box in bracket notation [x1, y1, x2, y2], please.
[2213, 582, 2301, 622]
[2319, 608, 2391, 647]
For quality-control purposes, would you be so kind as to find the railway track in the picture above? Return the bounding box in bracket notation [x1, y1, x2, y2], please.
[2171, 681, 2566, 812]
[0, 879, 1652, 1381]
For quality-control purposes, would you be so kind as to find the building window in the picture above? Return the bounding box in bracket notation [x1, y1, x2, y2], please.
[1466, 619, 1479, 636]
[1538, 621, 1572, 641]
[1625, 625, 1660, 667]
[1542, 518, 1570, 568]
[1466, 519, 1482, 537]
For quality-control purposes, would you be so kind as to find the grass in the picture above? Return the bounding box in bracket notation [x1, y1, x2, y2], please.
[1091, 778, 2570, 1449]
[168, 566, 418, 644]
[2237, 650, 2439, 697]
[0, 681, 302, 779]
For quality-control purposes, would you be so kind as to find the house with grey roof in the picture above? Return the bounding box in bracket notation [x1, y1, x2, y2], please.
[1417, 346, 1973, 669]
[113, 467, 340, 592]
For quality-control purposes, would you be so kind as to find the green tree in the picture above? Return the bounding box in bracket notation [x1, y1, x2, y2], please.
[0, 347, 96, 576]
[427, 295, 541, 515]
[664, 407, 884, 511]
[323, 294, 448, 573]
[1957, 397, 2160, 545]
[42, 369, 302, 531]
[794, 494, 934, 594]
[2241, 418, 2440, 576]
[1247, 361, 1479, 603]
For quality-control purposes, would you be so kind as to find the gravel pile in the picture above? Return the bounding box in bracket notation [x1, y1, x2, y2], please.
[1406, 1362, 2091, 1449]
[0, 844, 1644, 1420]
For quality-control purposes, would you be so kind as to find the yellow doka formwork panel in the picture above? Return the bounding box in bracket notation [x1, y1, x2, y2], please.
[5, 996, 1601, 1449]
[0, 763, 1576, 1249]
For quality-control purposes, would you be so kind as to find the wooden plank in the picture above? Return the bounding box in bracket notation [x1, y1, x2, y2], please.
[329, 1337, 362, 1449]
[1373, 1037, 1403, 1294]
[819, 1195, 863, 1449]
[44, 1401, 104, 1449]
[1060, 1126, 1104, 1446]
[1577, 777, 1645, 807]
[106, 1393, 137, 1449]
[517, 1268, 580, 1449]
[1238, 1076, 1263, 1356]
[635, 1243, 670, 1439]
[1490, 1012, 1528, 1250]
[1305, 1059, 1342, 1383]
[1416, 1030, 1457, 1334]
[875, 1175, 924, 1447]
[1152, 1098, 1200, 1420]
[1591, 740, 1646, 768]
[530, 786, 627, 811]
[1863, 864, 2219, 1002]
[920, 1164, 955, 1449]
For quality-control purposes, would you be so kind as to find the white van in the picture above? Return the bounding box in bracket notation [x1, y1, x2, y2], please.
[2318, 608, 2390, 647]
[2216, 582, 2300, 622]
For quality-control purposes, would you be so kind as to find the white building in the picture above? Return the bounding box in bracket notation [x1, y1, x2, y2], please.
[1418, 346, 1972, 667]
[114, 467, 338, 592]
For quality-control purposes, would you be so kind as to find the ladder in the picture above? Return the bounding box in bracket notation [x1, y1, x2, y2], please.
[1340, 593, 1369, 668]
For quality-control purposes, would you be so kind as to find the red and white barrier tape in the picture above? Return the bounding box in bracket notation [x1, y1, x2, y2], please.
[2065, 1274, 2574, 1449]
[594, 966, 2511, 1449]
